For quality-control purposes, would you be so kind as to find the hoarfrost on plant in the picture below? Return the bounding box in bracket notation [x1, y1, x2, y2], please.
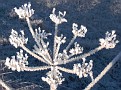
[5, 2, 119, 90]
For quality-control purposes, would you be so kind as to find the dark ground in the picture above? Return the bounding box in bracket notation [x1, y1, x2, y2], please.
[0, 0, 121, 90]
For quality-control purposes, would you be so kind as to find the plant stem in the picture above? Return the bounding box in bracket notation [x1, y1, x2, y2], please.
[84, 52, 121, 90]
[57, 66, 74, 74]
[50, 83, 57, 90]
[26, 17, 35, 38]
[22, 66, 51, 71]
[66, 36, 76, 51]
[53, 24, 58, 60]
[0, 79, 11, 90]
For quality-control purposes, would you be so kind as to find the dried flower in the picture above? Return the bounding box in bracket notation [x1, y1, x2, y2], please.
[9, 29, 28, 48]
[50, 8, 67, 25]
[5, 49, 28, 72]
[73, 59, 93, 80]
[99, 30, 119, 49]
[14, 2, 34, 19]
[72, 23, 87, 37]
[69, 42, 83, 55]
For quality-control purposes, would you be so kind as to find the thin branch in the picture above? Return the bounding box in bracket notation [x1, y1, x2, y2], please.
[66, 36, 76, 51]
[0, 72, 12, 76]
[59, 46, 104, 65]
[26, 17, 35, 38]
[0, 79, 11, 90]
[40, 39, 52, 62]
[84, 52, 121, 90]
[57, 66, 74, 74]
[21, 66, 51, 71]
[53, 24, 58, 60]
[54, 42, 61, 61]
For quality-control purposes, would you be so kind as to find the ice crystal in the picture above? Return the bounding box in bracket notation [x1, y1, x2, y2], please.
[5, 3, 119, 90]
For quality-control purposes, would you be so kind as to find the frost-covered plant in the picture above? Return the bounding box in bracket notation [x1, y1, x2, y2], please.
[5, 3, 119, 90]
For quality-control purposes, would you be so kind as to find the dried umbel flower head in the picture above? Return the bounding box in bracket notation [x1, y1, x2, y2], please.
[5, 2, 119, 90]
[5, 49, 28, 72]
[72, 23, 87, 37]
[9, 29, 28, 48]
[99, 30, 119, 49]
[14, 2, 34, 19]
[50, 8, 67, 25]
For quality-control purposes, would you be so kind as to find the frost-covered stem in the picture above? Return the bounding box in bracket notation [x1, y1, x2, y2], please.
[50, 67, 57, 90]
[50, 83, 57, 90]
[60, 46, 104, 65]
[0, 79, 11, 90]
[54, 43, 61, 62]
[26, 17, 35, 38]
[68, 54, 75, 58]
[84, 52, 121, 90]
[22, 66, 51, 71]
[66, 36, 76, 51]
[53, 24, 58, 59]
[57, 66, 75, 74]
[21, 45, 53, 65]
[41, 39, 52, 62]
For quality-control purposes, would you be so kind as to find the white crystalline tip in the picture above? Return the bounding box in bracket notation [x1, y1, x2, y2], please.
[49, 8, 67, 25]
[99, 30, 119, 49]
[73, 59, 93, 80]
[14, 2, 34, 19]
[9, 29, 28, 48]
[69, 42, 83, 55]
[72, 23, 87, 37]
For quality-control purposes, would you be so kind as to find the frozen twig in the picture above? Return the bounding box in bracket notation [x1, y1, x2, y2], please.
[26, 17, 35, 38]
[66, 36, 76, 51]
[0, 79, 11, 90]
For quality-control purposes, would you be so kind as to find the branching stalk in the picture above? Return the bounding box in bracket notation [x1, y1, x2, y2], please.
[26, 17, 52, 63]
[57, 66, 75, 74]
[66, 36, 76, 51]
